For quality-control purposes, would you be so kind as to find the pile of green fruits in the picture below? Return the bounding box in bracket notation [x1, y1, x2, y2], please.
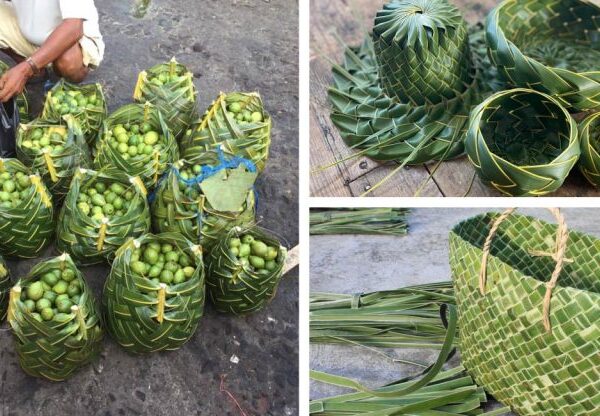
[148, 71, 187, 87]
[50, 90, 101, 116]
[21, 127, 67, 153]
[129, 242, 196, 286]
[226, 101, 264, 124]
[77, 181, 135, 222]
[0, 168, 32, 209]
[105, 123, 165, 161]
[20, 268, 82, 322]
[228, 234, 279, 274]
[176, 163, 204, 199]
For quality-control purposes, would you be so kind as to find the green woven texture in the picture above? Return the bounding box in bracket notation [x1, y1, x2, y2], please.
[309, 208, 409, 235]
[449, 212, 600, 415]
[465, 88, 580, 196]
[180, 92, 272, 172]
[8, 254, 103, 381]
[150, 159, 256, 250]
[42, 80, 107, 147]
[0, 254, 9, 321]
[56, 168, 150, 266]
[207, 226, 287, 315]
[94, 103, 179, 190]
[133, 58, 197, 139]
[0, 61, 29, 123]
[578, 112, 600, 187]
[486, 0, 600, 112]
[0, 158, 54, 258]
[16, 116, 91, 201]
[103, 233, 205, 353]
[327, 0, 501, 165]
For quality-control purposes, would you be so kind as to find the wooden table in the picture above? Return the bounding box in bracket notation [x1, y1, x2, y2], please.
[309, 0, 600, 197]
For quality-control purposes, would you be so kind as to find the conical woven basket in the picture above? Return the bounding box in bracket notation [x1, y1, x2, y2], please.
[578, 112, 600, 187]
[0, 254, 10, 321]
[7, 254, 104, 381]
[465, 88, 580, 196]
[449, 209, 600, 415]
[486, 0, 600, 112]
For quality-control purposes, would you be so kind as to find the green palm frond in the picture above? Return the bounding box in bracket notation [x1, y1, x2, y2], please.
[0, 254, 10, 321]
[94, 102, 179, 190]
[578, 112, 600, 186]
[206, 226, 287, 315]
[180, 92, 272, 172]
[16, 115, 91, 201]
[42, 80, 107, 147]
[7, 254, 103, 381]
[486, 0, 600, 111]
[56, 168, 150, 266]
[465, 88, 580, 196]
[133, 58, 197, 139]
[0, 158, 54, 258]
[310, 208, 409, 235]
[0, 61, 29, 123]
[103, 233, 205, 353]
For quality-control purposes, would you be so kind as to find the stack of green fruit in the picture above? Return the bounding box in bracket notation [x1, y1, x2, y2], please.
[8, 254, 103, 381]
[207, 226, 286, 315]
[0, 158, 54, 258]
[181, 92, 272, 172]
[0, 254, 10, 321]
[57, 169, 150, 265]
[103, 233, 205, 353]
[17, 116, 90, 199]
[95, 103, 179, 189]
[42, 80, 107, 147]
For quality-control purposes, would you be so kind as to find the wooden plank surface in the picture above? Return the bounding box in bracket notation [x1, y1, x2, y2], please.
[309, 0, 600, 197]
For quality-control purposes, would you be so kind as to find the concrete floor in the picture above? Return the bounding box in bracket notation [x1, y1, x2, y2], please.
[0, 1, 299, 415]
[310, 208, 600, 414]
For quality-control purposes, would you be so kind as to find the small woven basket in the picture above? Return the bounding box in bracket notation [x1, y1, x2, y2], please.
[449, 209, 600, 415]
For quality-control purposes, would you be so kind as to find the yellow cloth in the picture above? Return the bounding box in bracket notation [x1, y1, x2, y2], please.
[0, 2, 102, 68]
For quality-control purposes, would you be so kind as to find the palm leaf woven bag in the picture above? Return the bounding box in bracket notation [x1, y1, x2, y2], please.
[150, 152, 257, 250]
[7, 253, 103, 381]
[465, 88, 580, 196]
[16, 115, 91, 200]
[0, 61, 29, 123]
[42, 80, 107, 147]
[103, 233, 205, 353]
[56, 168, 150, 266]
[0, 158, 54, 258]
[0, 254, 10, 321]
[486, 0, 600, 112]
[94, 102, 179, 190]
[133, 58, 197, 140]
[180, 92, 271, 172]
[449, 208, 600, 415]
[206, 226, 287, 314]
[578, 112, 600, 187]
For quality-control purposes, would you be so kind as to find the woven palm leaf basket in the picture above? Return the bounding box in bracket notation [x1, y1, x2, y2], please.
[328, 0, 500, 167]
[578, 112, 600, 187]
[465, 88, 580, 196]
[486, 0, 600, 112]
[449, 208, 600, 415]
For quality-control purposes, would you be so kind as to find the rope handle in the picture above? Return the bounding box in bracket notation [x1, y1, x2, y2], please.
[479, 208, 569, 333]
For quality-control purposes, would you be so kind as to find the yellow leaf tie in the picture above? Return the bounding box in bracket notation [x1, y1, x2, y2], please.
[131, 176, 147, 197]
[133, 71, 147, 101]
[153, 151, 160, 185]
[0, 159, 4, 171]
[7, 286, 21, 324]
[43, 150, 58, 182]
[169, 58, 177, 77]
[144, 103, 151, 123]
[72, 305, 88, 341]
[199, 92, 225, 136]
[97, 218, 108, 251]
[157, 283, 167, 324]
[30, 175, 52, 207]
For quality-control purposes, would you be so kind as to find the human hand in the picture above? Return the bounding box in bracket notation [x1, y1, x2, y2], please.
[0, 62, 33, 103]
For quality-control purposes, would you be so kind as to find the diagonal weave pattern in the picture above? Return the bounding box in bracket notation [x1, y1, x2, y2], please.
[0, 158, 54, 258]
[8, 254, 103, 381]
[486, 0, 600, 111]
[465, 88, 580, 196]
[0, 254, 9, 321]
[206, 226, 287, 315]
[103, 233, 205, 353]
[578, 112, 600, 187]
[180, 92, 272, 173]
[0, 61, 29, 123]
[449, 211, 600, 415]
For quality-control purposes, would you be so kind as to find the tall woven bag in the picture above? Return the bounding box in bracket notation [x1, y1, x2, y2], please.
[449, 208, 600, 415]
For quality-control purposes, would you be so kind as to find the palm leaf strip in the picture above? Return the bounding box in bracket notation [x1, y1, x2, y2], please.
[0, 254, 10, 321]
[310, 208, 409, 236]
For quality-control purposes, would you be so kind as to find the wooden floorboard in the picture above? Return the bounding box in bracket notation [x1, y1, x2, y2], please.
[309, 0, 600, 197]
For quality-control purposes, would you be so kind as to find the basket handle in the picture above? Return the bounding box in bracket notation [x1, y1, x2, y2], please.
[479, 208, 569, 333]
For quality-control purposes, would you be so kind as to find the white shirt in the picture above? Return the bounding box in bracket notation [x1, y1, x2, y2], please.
[10, 0, 103, 51]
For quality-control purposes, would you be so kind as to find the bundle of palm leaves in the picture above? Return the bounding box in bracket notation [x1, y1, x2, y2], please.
[310, 208, 409, 236]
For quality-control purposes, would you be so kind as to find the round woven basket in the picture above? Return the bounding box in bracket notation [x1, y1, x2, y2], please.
[578, 112, 600, 186]
[486, 0, 600, 111]
[465, 88, 580, 196]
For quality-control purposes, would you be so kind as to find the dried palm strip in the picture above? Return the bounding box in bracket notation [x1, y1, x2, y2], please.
[310, 209, 409, 236]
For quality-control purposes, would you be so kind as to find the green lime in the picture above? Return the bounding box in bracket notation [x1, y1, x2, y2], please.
[24, 299, 36, 312]
[148, 265, 162, 278]
[67, 283, 80, 297]
[251, 241, 268, 257]
[31, 312, 43, 322]
[42, 272, 58, 286]
[229, 238, 241, 248]
[178, 254, 191, 267]
[165, 251, 179, 263]
[36, 298, 52, 312]
[242, 235, 254, 244]
[265, 247, 278, 261]
[229, 102, 242, 113]
[251, 112, 263, 122]
[265, 260, 277, 271]
[143, 248, 159, 265]
[161, 243, 173, 253]
[230, 247, 239, 257]
[53, 280, 68, 295]
[182, 266, 195, 278]
[160, 270, 174, 284]
[26, 281, 44, 301]
[239, 243, 251, 257]
[144, 131, 159, 145]
[43, 291, 57, 303]
[173, 269, 185, 284]
[249, 256, 265, 269]
[56, 298, 73, 313]
[131, 261, 147, 275]
[41, 307, 54, 321]
[164, 262, 178, 273]
[62, 269, 76, 282]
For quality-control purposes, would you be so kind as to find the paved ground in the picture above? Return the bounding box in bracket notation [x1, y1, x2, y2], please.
[310, 208, 600, 414]
[0, 1, 299, 415]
